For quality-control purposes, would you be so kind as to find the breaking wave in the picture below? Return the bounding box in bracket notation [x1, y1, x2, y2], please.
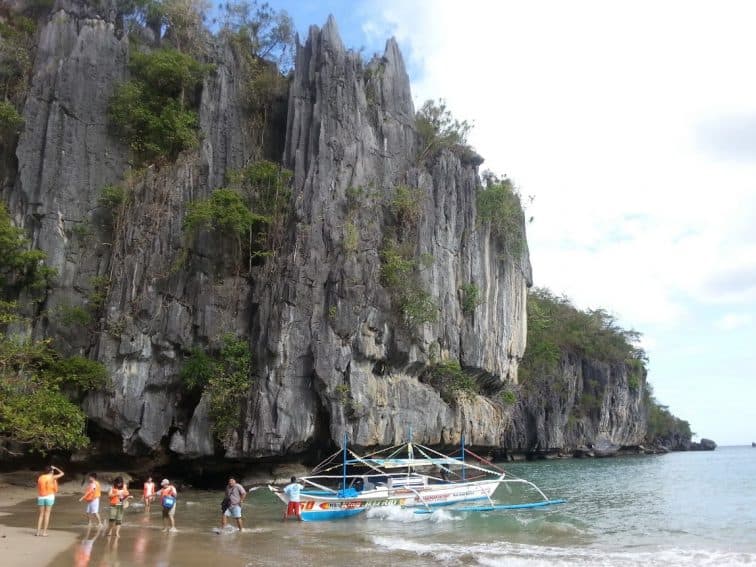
[370, 536, 756, 566]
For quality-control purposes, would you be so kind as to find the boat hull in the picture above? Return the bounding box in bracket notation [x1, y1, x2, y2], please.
[271, 480, 501, 522]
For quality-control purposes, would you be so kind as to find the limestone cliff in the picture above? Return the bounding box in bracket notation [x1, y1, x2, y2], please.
[2, 1, 652, 464]
[504, 353, 647, 457]
[243, 17, 530, 457]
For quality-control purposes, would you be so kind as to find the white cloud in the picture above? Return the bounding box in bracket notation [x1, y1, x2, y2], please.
[714, 313, 753, 331]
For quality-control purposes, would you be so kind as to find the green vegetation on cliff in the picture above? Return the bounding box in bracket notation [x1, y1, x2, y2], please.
[520, 287, 647, 385]
[180, 334, 252, 441]
[476, 174, 526, 254]
[644, 384, 693, 444]
[183, 160, 292, 267]
[415, 99, 472, 162]
[0, 8, 36, 105]
[0, 203, 55, 293]
[110, 1, 294, 163]
[379, 185, 438, 326]
[520, 287, 694, 444]
[0, 207, 107, 454]
[423, 359, 478, 403]
[109, 48, 210, 163]
[0, 101, 23, 133]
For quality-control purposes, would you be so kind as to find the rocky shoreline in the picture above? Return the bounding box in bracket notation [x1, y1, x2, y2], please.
[495, 438, 718, 461]
[0, 438, 718, 490]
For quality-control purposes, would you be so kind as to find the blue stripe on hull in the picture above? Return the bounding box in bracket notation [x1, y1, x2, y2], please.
[413, 498, 567, 514]
[300, 508, 367, 522]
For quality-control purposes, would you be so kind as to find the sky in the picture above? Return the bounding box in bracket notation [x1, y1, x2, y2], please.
[272, 1, 756, 445]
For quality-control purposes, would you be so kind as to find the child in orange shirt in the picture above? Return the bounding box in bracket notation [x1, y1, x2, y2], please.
[78, 472, 102, 528]
[106, 477, 132, 537]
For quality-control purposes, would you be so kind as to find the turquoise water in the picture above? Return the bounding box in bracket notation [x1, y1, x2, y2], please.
[46, 446, 756, 566]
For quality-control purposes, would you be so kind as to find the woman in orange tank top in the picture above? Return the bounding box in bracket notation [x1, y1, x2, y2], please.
[36, 465, 64, 536]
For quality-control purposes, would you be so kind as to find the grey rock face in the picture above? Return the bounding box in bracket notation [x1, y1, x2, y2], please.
[244, 18, 530, 456]
[8, 3, 276, 455]
[11, 3, 129, 351]
[698, 438, 717, 450]
[7, 8, 649, 462]
[503, 353, 646, 455]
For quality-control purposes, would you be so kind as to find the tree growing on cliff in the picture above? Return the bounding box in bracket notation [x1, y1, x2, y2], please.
[179, 334, 252, 443]
[0, 10, 36, 104]
[0, 203, 55, 294]
[415, 99, 472, 162]
[476, 174, 526, 256]
[220, 1, 295, 70]
[109, 47, 211, 163]
[182, 160, 293, 271]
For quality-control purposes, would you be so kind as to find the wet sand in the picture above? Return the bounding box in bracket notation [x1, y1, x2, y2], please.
[0, 485, 79, 566]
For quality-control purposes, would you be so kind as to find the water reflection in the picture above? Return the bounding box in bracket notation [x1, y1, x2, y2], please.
[73, 525, 100, 567]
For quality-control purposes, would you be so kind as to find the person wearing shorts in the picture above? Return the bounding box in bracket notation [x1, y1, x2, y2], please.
[36, 465, 64, 536]
[220, 477, 247, 532]
[106, 476, 131, 537]
[79, 472, 102, 527]
[143, 476, 155, 512]
[283, 476, 303, 521]
[157, 479, 178, 532]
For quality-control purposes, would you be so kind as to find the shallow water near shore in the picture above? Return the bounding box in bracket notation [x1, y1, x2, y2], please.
[5, 446, 755, 566]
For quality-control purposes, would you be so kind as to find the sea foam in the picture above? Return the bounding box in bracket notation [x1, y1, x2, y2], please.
[371, 536, 756, 566]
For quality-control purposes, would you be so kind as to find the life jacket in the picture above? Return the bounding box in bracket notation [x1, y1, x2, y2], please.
[84, 481, 101, 501]
[109, 487, 129, 506]
[143, 481, 155, 497]
[37, 473, 56, 497]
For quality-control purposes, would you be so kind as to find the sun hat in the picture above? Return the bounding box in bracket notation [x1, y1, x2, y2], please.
[161, 479, 170, 486]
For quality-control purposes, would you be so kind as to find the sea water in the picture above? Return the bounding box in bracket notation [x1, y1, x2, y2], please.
[27, 446, 756, 565]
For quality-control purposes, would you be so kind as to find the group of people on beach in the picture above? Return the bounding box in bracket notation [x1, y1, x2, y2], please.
[36, 465, 304, 537]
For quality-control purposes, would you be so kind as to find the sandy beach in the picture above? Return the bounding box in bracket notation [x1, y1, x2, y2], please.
[0, 475, 80, 566]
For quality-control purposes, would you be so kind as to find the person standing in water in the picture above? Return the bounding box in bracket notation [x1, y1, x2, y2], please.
[78, 472, 102, 528]
[157, 479, 178, 532]
[282, 477, 303, 521]
[36, 465, 64, 536]
[106, 477, 132, 537]
[219, 477, 247, 532]
[142, 476, 155, 512]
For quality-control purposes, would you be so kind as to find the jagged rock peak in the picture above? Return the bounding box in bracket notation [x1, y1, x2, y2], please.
[320, 14, 345, 52]
[50, 0, 120, 22]
[376, 36, 414, 119]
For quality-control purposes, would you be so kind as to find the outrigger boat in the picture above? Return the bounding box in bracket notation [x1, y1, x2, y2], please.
[268, 436, 565, 521]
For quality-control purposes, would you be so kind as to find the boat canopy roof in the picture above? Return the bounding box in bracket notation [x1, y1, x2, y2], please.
[346, 457, 463, 468]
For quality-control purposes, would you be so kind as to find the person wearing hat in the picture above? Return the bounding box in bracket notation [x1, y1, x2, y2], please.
[156, 479, 178, 532]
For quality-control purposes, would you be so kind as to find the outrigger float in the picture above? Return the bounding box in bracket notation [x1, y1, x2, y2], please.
[268, 436, 565, 521]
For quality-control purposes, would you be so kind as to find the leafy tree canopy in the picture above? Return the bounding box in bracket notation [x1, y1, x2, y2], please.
[415, 99, 472, 162]
[179, 334, 251, 441]
[0, 203, 55, 296]
[220, 1, 295, 70]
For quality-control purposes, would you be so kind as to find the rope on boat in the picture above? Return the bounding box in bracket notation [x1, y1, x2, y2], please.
[463, 447, 506, 473]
